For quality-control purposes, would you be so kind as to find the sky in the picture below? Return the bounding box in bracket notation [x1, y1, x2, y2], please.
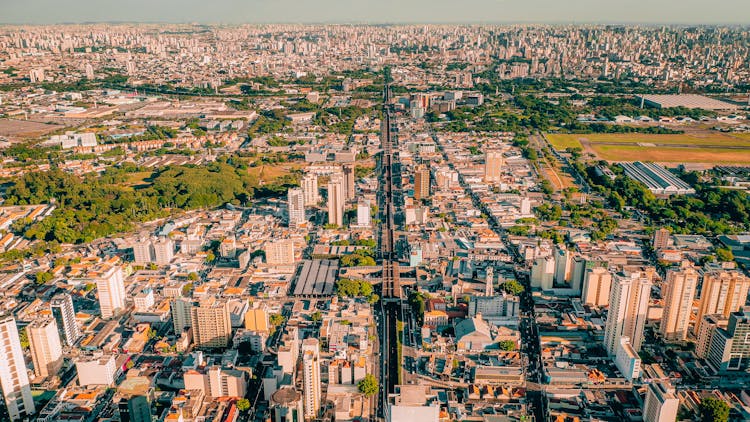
[2, 0, 749, 25]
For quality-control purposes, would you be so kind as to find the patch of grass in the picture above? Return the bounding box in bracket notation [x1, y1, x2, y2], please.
[545, 133, 583, 150]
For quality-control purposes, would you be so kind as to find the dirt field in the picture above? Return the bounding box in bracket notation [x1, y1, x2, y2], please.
[546, 132, 750, 149]
[0, 118, 65, 140]
[545, 132, 750, 164]
[591, 145, 750, 163]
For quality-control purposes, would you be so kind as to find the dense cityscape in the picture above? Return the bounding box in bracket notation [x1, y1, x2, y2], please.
[0, 19, 749, 422]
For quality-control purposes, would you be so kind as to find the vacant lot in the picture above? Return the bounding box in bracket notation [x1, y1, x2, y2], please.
[546, 132, 750, 149]
[545, 132, 750, 164]
[0, 118, 65, 140]
[591, 145, 750, 163]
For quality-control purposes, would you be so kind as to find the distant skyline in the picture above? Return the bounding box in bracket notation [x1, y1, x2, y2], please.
[2, 0, 750, 25]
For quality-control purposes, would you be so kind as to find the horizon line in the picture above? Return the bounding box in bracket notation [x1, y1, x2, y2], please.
[1, 20, 750, 27]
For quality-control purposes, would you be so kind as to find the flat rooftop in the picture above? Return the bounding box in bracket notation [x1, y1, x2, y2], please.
[291, 259, 338, 296]
[638, 94, 738, 110]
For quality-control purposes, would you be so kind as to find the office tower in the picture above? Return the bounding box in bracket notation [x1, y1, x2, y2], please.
[302, 173, 320, 206]
[652, 228, 671, 250]
[51, 292, 81, 347]
[0, 315, 35, 420]
[76, 354, 117, 386]
[659, 262, 699, 341]
[581, 267, 612, 307]
[643, 381, 679, 422]
[342, 163, 355, 201]
[265, 239, 295, 266]
[327, 174, 345, 227]
[287, 188, 306, 228]
[696, 314, 726, 359]
[191, 298, 232, 349]
[485, 267, 494, 297]
[484, 150, 504, 183]
[356, 200, 372, 227]
[707, 308, 750, 372]
[96, 265, 126, 319]
[414, 165, 430, 200]
[696, 270, 750, 334]
[171, 298, 193, 334]
[27, 317, 63, 379]
[302, 338, 321, 419]
[604, 272, 652, 355]
[152, 237, 174, 265]
[245, 303, 270, 333]
[614, 337, 641, 381]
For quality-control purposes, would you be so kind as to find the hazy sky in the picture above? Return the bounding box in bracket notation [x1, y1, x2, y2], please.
[2, 0, 749, 25]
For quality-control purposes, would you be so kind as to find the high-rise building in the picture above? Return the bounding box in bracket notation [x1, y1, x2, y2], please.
[604, 272, 652, 355]
[696, 314, 726, 359]
[191, 298, 232, 349]
[581, 267, 612, 307]
[414, 165, 430, 200]
[265, 239, 295, 266]
[484, 150, 505, 183]
[302, 173, 320, 206]
[660, 262, 699, 341]
[553, 247, 573, 286]
[96, 265, 126, 319]
[342, 163, 355, 201]
[245, 303, 270, 333]
[614, 337, 641, 381]
[50, 292, 81, 347]
[485, 267, 494, 297]
[652, 228, 671, 250]
[27, 317, 63, 379]
[356, 200, 372, 227]
[327, 174, 345, 227]
[302, 338, 321, 419]
[288, 188, 306, 228]
[696, 270, 750, 334]
[642, 381, 679, 422]
[0, 315, 35, 420]
[119, 394, 153, 422]
[132, 238, 152, 264]
[171, 298, 193, 335]
[707, 308, 750, 372]
[152, 237, 174, 265]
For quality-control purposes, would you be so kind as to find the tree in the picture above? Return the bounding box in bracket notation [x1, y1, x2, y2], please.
[311, 311, 322, 323]
[499, 340, 517, 351]
[357, 374, 378, 397]
[35, 271, 54, 285]
[716, 248, 734, 262]
[698, 397, 730, 422]
[236, 398, 251, 412]
[502, 280, 525, 296]
[18, 329, 29, 349]
[187, 272, 198, 281]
